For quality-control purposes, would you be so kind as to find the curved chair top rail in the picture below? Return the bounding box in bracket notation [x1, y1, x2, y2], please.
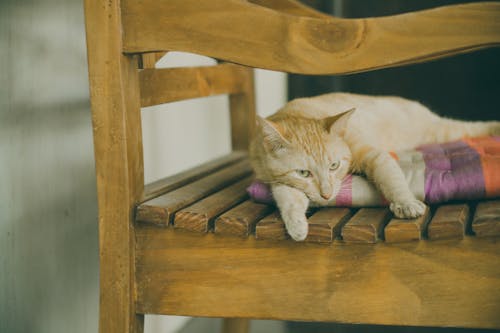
[121, 0, 500, 75]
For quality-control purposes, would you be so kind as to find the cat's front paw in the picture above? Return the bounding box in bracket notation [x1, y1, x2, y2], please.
[390, 199, 426, 219]
[282, 213, 308, 241]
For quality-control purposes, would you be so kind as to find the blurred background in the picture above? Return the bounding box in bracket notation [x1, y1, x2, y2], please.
[0, 0, 498, 332]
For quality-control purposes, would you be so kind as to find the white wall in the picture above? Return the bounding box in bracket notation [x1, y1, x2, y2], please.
[142, 52, 286, 183]
[142, 53, 287, 333]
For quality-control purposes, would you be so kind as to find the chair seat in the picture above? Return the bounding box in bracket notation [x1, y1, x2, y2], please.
[136, 153, 500, 243]
[134, 155, 500, 328]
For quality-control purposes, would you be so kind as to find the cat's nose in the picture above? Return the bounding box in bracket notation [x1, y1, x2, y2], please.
[320, 182, 332, 200]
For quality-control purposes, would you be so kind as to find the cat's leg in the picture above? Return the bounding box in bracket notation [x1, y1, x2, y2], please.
[272, 184, 310, 241]
[358, 149, 426, 218]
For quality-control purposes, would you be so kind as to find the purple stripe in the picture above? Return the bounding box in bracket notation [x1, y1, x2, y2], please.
[247, 181, 274, 204]
[418, 140, 485, 203]
[335, 174, 352, 206]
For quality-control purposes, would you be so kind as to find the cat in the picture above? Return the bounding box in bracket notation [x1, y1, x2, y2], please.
[249, 92, 500, 241]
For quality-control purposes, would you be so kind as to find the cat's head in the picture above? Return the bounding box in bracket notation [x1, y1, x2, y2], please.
[249, 109, 353, 204]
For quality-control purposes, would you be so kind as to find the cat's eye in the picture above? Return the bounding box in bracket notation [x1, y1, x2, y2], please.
[296, 169, 312, 178]
[329, 161, 340, 171]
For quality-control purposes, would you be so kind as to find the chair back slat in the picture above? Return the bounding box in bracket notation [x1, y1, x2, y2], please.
[139, 63, 250, 107]
[121, 0, 500, 74]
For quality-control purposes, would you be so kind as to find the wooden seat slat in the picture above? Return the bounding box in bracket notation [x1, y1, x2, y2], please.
[139, 63, 249, 107]
[341, 208, 391, 243]
[305, 208, 352, 243]
[472, 200, 500, 238]
[215, 200, 275, 237]
[136, 160, 252, 226]
[255, 212, 288, 241]
[427, 204, 470, 240]
[385, 208, 430, 243]
[143, 151, 247, 202]
[174, 176, 254, 233]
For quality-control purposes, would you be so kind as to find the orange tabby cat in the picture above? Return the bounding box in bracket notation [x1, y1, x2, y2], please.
[249, 93, 500, 241]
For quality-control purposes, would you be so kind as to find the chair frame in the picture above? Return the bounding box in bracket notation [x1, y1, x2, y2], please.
[83, 1, 500, 332]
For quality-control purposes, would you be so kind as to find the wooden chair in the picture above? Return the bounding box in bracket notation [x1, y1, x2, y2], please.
[83, 1, 500, 332]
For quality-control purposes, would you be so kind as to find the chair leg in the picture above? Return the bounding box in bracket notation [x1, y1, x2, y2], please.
[222, 318, 250, 333]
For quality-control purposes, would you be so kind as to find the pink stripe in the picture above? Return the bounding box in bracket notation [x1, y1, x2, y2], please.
[335, 174, 352, 206]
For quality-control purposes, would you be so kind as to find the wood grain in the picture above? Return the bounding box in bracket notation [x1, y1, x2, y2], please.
[136, 160, 252, 225]
[472, 200, 500, 238]
[427, 204, 469, 240]
[255, 211, 288, 241]
[84, 0, 144, 331]
[215, 200, 274, 237]
[229, 66, 256, 151]
[341, 208, 391, 243]
[139, 63, 248, 107]
[121, 0, 500, 74]
[174, 176, 253, 233]
[139, 52, 167, 69]
[305, 208, 352, 243]
[143, 152, 246, 202]
[385, 208, 430, 243]
[135, 226, 500, 329]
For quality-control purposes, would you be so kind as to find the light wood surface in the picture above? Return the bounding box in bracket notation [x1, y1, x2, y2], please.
[473, 200, 500, 237]
[174, 176, 253, 232]
[427, 204, 469, 240]
[136, 160, 252, 226]
[135, 226, 500, 329]
[385, 208, 430, 243]
[215, 200, 275, 237]
[121, 0, 500, 74]
[143, 151, 246, 202]
[342, 208, 391, 243]
[139, 63, 248, 107]
[84, 0, 144, 331]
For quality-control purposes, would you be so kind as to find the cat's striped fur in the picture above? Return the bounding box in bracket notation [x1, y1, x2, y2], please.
[250, 93, 500, 241]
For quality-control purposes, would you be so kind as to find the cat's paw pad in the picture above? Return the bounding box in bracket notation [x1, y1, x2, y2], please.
[282, 214, 308, 241]
[390, 199, 426, 219]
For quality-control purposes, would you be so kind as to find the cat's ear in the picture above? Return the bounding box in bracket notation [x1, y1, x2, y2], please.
[256, 116, 289, 152]
[324, 107, 355, 134]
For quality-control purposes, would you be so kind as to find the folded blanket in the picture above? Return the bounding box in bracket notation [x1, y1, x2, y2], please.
[247, 136, 500, 207]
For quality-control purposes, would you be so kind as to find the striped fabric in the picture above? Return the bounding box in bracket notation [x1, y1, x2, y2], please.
[247, 136, 500, 207]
